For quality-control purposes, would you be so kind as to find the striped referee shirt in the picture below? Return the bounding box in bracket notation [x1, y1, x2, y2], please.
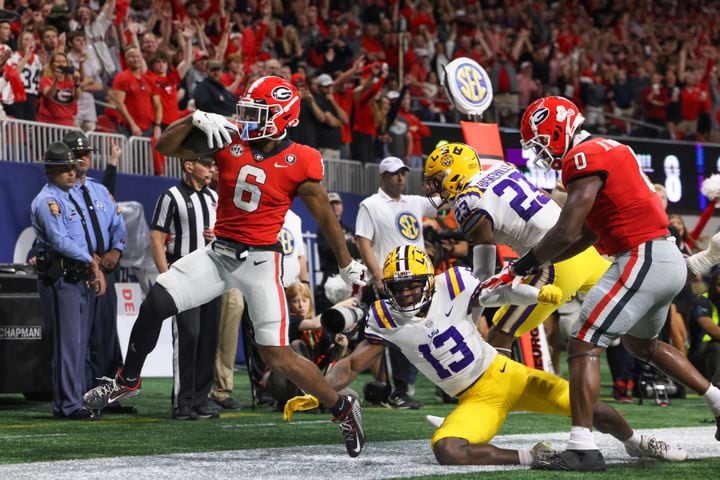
[151, 181, 218, 263]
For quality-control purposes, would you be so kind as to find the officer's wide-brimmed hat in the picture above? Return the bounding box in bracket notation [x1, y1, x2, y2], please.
[62, 130, 97, 153]
[40, 142, 76, 165]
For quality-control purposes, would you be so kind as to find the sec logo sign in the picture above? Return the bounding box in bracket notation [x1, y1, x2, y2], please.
[443, 57, 493, 116]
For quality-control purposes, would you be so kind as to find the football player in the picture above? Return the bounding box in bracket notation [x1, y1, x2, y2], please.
[509, 96, 720, 470]
[83, 76, 367, 458]
[289, 246, 686, 466]
[423, 142, 610, 357]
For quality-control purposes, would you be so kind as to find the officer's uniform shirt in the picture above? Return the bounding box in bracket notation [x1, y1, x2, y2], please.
[31, 182, 93, 262]
[279, 209, 306, 287]
[355, 188, 436, 281]
[70, 177, 127, 255]
[364, 266, 496, 397]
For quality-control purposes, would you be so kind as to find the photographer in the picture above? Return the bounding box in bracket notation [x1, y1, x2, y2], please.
[261, 282, 360, 410]
[423, 208, 470, 274]
[37, 52, 81, 126]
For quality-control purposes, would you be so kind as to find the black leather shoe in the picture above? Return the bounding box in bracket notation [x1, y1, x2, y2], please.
[53, 408, 101, 420]
[194, 403, 220, 419]
[532, 449, 607, 471]
[212, 397, 242, 410]
[172, 405, 198, 420]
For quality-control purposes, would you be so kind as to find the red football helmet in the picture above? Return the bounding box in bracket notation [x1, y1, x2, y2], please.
[236, 76, 301, 140]
[520, 96, 584, 170]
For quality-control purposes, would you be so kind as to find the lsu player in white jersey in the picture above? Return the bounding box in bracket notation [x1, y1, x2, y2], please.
[301, 246, 685, 465]
[423, 142, 611, 355]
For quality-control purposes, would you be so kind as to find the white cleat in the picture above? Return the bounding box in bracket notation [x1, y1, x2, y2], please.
[625, 435, 688, 462]
[425, 415, 444, 428]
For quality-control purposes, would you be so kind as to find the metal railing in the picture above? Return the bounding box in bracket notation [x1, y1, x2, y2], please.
[0, 117, 428, 195]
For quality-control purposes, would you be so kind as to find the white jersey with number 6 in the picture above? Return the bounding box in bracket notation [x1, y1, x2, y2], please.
[452, 162, 561, 255]
[364, 266, 496, 396]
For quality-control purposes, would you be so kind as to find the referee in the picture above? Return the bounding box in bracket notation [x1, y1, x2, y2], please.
[150, 157, 220, 420]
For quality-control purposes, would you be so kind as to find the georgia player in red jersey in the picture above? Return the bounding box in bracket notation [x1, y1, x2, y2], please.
[506, 96, 720, 471]
[83, 76, 367, 458]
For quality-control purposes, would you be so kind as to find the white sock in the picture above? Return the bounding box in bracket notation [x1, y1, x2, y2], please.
[622, 431, 641, 449]
[518, 449, 533, 466]
[703, 384, 720, 416]
[567, 426, 597, 450]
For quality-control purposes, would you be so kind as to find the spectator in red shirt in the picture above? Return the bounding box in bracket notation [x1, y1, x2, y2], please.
[219, 52, 245, 98]
[398, 91, 430, 169]
[351, 61, 387, 163]
[110, 46, 162, 138]
[146, 49, 190, 128]
[678, 69, 704, 140]
[641, 73, 670, 137]
[37, 52, 81, 126]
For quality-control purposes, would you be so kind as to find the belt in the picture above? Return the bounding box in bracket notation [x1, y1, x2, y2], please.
[211, 237, 282, 261]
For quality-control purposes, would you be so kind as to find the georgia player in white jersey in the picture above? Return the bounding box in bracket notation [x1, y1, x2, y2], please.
[307, 245, 686, 466]
[423, 142, 610, 355]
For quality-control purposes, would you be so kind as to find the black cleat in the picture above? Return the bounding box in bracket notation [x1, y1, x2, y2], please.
[715, 416, 720, 441]
[533, 449, 607, 471]
[331, 396, 365, 458]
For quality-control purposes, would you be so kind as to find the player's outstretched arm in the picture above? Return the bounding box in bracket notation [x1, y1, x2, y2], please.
[326, 340, 384, 391]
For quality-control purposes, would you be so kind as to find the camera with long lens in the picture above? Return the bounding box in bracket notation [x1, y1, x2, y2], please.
[320, 305, 366, 338]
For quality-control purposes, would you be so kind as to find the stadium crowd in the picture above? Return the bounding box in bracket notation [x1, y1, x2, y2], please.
[0, 0, 719, 170]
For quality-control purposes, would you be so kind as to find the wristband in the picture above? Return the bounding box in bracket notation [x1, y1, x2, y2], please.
[513, 249, 541, 276]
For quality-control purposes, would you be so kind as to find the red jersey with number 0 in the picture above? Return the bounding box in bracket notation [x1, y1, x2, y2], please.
[562, 137, 668, 256]
[213, 138, 324, 245]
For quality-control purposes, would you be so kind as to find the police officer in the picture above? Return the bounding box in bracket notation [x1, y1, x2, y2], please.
[62, 131, 131, 413]
[31, 142, 106, 420]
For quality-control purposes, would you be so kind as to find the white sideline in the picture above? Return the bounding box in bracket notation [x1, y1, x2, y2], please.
[0, 426, 716, 479]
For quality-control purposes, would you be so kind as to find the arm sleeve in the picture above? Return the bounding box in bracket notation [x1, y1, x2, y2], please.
[150, 192, 174, 232]
[102, 164, 117, 195]
[477, 283, 540, 307]
[354, 202, 374, 240]
[472, 244, 496, 282]
[105, 189, 128, 252]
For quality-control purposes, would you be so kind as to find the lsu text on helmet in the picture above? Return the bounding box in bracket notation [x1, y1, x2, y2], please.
[520, 96, 584, 170]
[423, 142, 482, 208]
[382, 245, 435, 315]
[236, 76, 301, 141]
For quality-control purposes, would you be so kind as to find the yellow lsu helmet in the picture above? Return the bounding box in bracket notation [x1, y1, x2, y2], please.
[382, 245, 435, 314]
[423, 142, 482, 208]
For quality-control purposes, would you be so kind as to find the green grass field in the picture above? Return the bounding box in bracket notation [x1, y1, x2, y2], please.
[1, 358, 718, 478]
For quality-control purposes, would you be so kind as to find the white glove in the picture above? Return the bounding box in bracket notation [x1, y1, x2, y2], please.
[687, 230, 720, 275]
[191, 110, 239, 150]
[339, 260, 367, 287]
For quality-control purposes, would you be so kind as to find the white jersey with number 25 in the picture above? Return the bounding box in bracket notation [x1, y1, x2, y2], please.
[452, 162, 561, 256]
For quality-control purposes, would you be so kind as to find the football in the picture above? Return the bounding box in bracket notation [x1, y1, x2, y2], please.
[180, 125, 236, 156]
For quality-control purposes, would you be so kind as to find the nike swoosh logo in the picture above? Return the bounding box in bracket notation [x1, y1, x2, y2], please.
[254, 260, 268, 266]
[500, 362, 507, 373]
[274, 162, 288, 168]
[444, 305, 454, 316]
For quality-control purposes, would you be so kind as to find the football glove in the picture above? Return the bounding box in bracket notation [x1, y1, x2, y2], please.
[283, 394, 320, 422]
[191, 110, 239, 150]
[479, 265, 519, 290]
[687, 230, 720, 275]
[537, 284, 563, 305]
[339, 259, 367, 287]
